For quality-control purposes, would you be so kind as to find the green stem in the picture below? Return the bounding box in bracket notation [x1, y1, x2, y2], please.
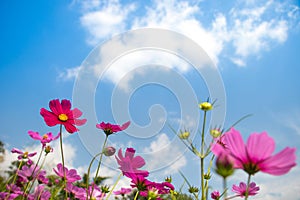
[105, 173, 122, 200]
[58, 124, 67, 199]
[22, 146, 44, 200]
[86, 151, 103, 200]
[4, 160, 23, 200]
[27, 154, 48, 194]
[134, 190, 139, 200]
[245, 174, 251, 200]
[200, 111, 207, 200]
[90, 135, 108, 199]
[223, 177, 227, 199]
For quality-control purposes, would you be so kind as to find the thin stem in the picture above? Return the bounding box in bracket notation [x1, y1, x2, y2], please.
[200, 111, 207, 200]
[22, 146, 44, 200]
[4, 160, 23, 200]
[245, 174, 251, 200]
[223, 177, 227, 199]
[85, 151, 103, 200]
[27, 154, 48, 194]
[134, 190, 139, 200]
[58, 124, 67, 199]
[105, 173, 122, 200]
[90, 135, 108, 199]
[201, 111, 207, 156]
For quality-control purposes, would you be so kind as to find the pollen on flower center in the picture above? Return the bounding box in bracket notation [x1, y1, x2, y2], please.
[23, 152, 28, 158]
[42, 134, 48, 139]
[58, 113, 68, 122]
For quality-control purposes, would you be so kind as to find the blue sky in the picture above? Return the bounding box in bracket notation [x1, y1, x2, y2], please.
[1, 0, 300, 199]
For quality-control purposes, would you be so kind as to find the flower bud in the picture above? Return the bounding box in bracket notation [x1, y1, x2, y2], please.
[165, 176, 172, 183]
[210, 129, 221, 138]
[211, 190, 220, 200]
[179, 131, 190, 139]
[199, 102, 213, 111]
[44, 146, 53, 154]
[101, 185, 110, 193]
[188, 186, 199, 194]
[215, 152, 235, 178]
[103, 146, 116, 157]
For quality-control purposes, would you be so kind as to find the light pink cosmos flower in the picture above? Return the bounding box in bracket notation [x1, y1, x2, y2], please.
[113, 187, 132, 196]
[53, 163, 81, 183]
[40, 99, 87, 133]
[11, 148, 37, 165]
[232, 182, 260, 197]
[28, 185, 51, 200]
[96, 121, 130, 136]
[18, 164, 48, 184]
[213, 128, 297, 175]
[28, 131, 60, 147]
[75, 184, 105, 200]
[116, 148, 149, 177]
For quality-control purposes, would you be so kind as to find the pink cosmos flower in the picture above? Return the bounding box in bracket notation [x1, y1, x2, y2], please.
[28, 185, 51, 200]
[11, 148, 36, 164]
[116, 148, 149, 177]
[66, 183, 86, 199]
[113, 187, 132, 196]
[232, 182, 260, 197]
[75, 184, 105, 200]
[18, 164, 48, 184]
[53, 163, 81, 183]
[40, 99, 87, 133]
[212, 128, 297, 175]
[211, 190, 220, 200]
[28, 131, 60, 147]
[96, 121, 130, 136]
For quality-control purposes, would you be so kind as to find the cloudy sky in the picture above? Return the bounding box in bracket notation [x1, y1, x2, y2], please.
[1, 0, 300, 199]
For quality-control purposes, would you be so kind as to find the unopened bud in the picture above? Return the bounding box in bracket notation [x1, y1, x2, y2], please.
[103, 146, 116, 157]
[199, 102, 213, 111]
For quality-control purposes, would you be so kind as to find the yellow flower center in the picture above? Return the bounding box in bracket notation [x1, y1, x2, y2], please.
[23, 152, 28, 158]
[42, 134, 48, 139]
[58, 113, 68, 122]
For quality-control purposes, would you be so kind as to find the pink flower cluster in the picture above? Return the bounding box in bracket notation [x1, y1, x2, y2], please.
[116, 148, 175, 199]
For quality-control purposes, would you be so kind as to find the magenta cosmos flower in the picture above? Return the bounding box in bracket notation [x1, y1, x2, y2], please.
[116, 147, 149, 177]
[40, 99, 87, 133]
[232, 182, 260, 197]
[53, 163, 81, 183]
[214, 128, 297, 175]
[28, 131, 60, 147]
[11, 148, 37, 165]
[211, 190, 220, 200]
[96, 121, 130, 136]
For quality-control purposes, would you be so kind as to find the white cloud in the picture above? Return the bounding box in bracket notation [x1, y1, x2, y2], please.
[78, 0, 299, 70]
[0, 139, 77, 177]
[143, 133, 187, 175]
[80, 0, 135, 45]
[254, 168, 300, 199]
[58, 66, 82, 81]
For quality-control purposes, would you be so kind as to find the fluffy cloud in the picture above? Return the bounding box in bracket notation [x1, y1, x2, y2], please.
[77, 0, 299, 68]
[80, 0, 135, 45]
[143, 133, 187, 175]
